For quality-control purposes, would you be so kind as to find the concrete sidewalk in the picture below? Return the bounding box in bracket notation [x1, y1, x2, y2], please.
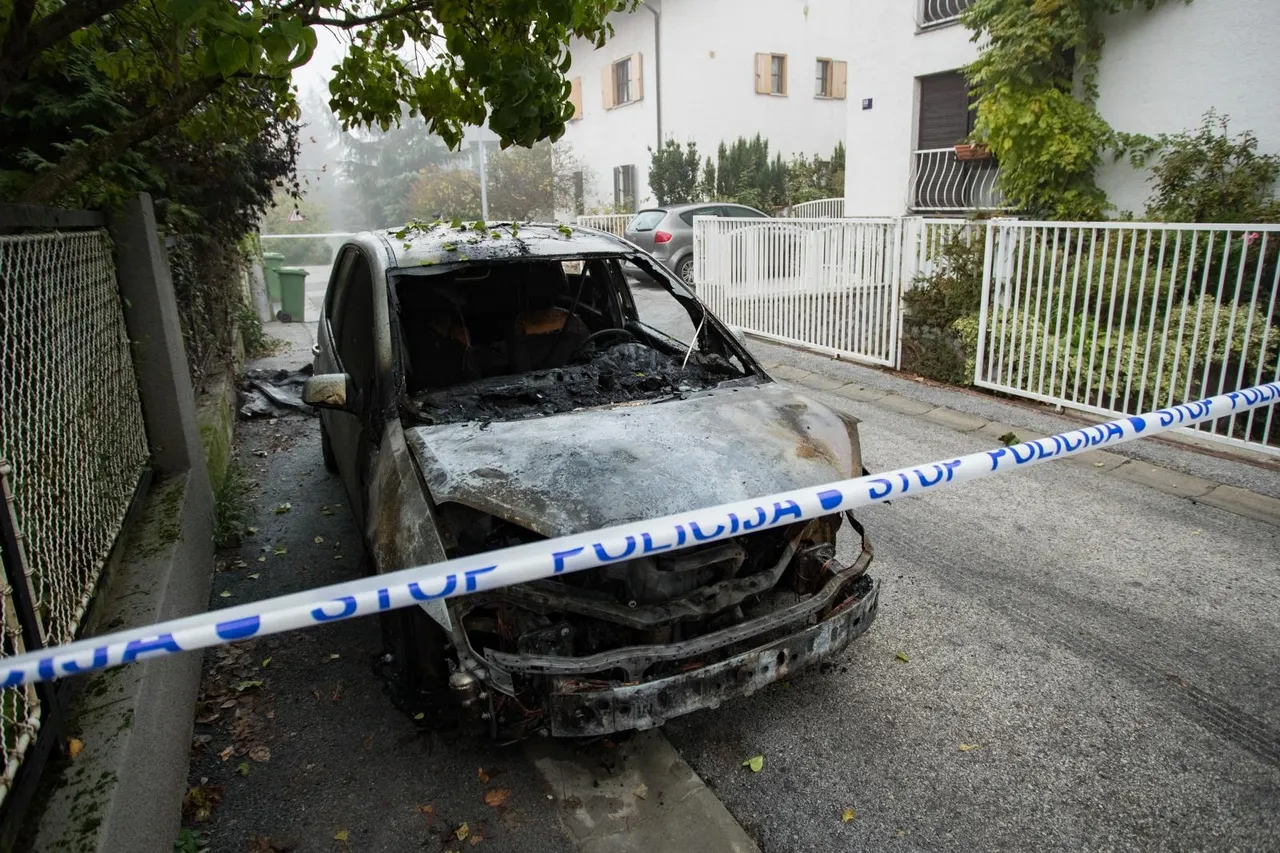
[746, 337, 1280, 527]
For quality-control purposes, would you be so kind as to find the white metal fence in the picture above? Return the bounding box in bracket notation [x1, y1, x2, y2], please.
[576, 214, 631, 236]
[976, 221, 1280, 452]
[695, 215, 1280, 455]
[789, 198, 846, 219]
[696, 217, 904, 367]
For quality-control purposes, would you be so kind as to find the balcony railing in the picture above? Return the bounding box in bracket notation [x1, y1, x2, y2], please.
[919, 0, 972, 28]
[910, 148, 1007, 212]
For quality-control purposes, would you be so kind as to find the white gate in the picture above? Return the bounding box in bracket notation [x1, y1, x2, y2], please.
[976, 221, 1280, 454]
[696, 217, 903, 367]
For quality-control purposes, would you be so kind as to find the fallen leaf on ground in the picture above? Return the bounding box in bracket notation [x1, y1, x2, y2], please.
[419, 804, 435, 816]
[895, 651, 910, 663]
[235, 679, 263, 692]
[958, 743, 982, 752]
[67, 737, 84, 758]
[273, 502, 292, 514]
[257, 556, 267, 563]
[742, 755, 764, 772]
[484, 788, 511, 807]
[183, 783, 223, 823]
[469, 834, 484, 846]
[246, 526, 259, 534]
[998, 432, 1019, 446]
[413, 712, 424, 720]
[195, 711, 220, 724]
[1093, 461, 1106, 468]
[218, 745, 234, 761]
[842, 808, 856, 822]
[220, 699, 238, 709]
[633, 783, 648, 800]
[455, 822, 470, 841]
[219, 590, 232, 598]
[249, 745, 271, 762]
[328, 653, 341, 661]
[314, 536, 324, 544]
[248, 572, 261, 580]
[237, 762, 250, 777]
[261, 658, 271, 668]
[477, 767, 490, 783]
[273, 546, 287, 556]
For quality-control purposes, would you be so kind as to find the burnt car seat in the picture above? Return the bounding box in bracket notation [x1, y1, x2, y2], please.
[508, 307, 590, 372]
[401, 291, 483, 392]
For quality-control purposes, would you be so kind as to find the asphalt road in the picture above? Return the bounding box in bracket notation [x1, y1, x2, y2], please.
[201, 278, 1280, 851]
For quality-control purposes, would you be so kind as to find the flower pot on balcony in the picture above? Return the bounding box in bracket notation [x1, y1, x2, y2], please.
[953, 143, 992, 162]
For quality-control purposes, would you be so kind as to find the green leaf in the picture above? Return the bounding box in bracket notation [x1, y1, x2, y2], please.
[742, 755, 764, 772]
[171, 0, 209, 25]
[214, 35, 251, 78]
[895, 651, 910, 663]
[236, 761, 250, 776]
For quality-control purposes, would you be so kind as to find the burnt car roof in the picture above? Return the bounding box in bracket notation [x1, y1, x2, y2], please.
[374, 221, 637, 270]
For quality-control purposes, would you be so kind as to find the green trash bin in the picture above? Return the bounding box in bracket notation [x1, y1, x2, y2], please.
[276, 266, 308, 323]
[262, 252, 285, 304]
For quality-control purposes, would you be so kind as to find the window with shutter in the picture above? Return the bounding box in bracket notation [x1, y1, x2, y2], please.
[601, 65, 615, 109]
[754, 53, 771, 94]
[770, 54, 787, 95]
[613, 165, 636, 212]
[569, 77, 583, 120]
[630, 53, 644, 102]
[831, 61, 847, 100]
[815, 59, 830, 97]
[916, 71, 972, 149]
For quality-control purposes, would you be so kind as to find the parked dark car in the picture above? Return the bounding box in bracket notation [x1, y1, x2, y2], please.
[623, 202, 770, 284]
[304, 222, 878, 739]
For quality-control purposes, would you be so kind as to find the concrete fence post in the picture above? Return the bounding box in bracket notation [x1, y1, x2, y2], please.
[107, 192, 207, 483]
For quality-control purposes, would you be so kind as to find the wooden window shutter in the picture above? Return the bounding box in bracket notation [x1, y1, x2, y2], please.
[831, 61, 847, 100]
[630, 53, 644, 101]
[602, 65, 615, 109]
[569, 77, 583, 119]
[754, 53, 771, 94]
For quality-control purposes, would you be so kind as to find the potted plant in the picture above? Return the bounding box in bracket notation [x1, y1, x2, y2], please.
[953, 141, 992, 162]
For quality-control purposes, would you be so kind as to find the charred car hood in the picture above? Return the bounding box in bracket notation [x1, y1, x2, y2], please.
[404, 382, 858, 537]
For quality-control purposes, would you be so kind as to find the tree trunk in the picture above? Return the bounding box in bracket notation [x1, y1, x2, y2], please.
[18, 77, 221, 206]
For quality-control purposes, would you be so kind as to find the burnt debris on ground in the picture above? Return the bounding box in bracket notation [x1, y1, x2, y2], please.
[238, 365, 315, 419]
[407, 342, 752, 426]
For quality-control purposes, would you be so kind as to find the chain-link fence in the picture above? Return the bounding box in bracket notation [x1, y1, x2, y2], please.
[0, 229, 150, 808]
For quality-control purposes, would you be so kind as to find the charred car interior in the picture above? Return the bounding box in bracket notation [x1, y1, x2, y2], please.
[308, 226, 878, 740]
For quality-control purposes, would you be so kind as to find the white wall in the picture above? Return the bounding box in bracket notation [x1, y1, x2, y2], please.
[1093, 0, 1280, 217]
[840, 4, 978, 216]
[560, 0, 852, 213]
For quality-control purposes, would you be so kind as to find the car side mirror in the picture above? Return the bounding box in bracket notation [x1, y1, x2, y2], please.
[303, 373, 358, 413]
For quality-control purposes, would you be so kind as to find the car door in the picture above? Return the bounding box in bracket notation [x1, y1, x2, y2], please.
[321, 247, 378, 515]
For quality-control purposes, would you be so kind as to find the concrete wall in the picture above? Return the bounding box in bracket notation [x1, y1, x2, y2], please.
[560, 0, 852, 212]
[840, 6, 978, 216]
[1093, 0, 1280, 216]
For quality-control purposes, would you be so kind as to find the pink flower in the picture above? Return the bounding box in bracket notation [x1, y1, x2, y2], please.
[1245, 231, 1261, 246]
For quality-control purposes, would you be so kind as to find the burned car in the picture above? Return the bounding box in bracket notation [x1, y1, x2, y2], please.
[306, 222, 879, 738]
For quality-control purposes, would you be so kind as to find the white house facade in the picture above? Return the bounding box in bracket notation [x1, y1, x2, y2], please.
[842, 0, 1280, 218]
[558, 0, 854, 215]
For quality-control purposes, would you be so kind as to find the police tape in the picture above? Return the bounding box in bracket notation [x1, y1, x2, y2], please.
[2, 382, 1278, 687]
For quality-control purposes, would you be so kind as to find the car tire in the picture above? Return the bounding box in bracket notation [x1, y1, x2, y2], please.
[677, 255, 696, 286]
[382, 604, 451, 687]
[320, 418, 338, 473]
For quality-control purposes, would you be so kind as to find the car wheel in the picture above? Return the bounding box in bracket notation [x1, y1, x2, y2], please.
[677, 255, 696, 286]
[381, 604, 451, 687]
[320, 418, 338, 473]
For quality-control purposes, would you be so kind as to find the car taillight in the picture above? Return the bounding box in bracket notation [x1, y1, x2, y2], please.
[654, 230, 672, 244]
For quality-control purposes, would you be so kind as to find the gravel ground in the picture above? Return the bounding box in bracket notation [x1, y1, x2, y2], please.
[182, 416, 573, 853]
[663, 383, 1280, 852]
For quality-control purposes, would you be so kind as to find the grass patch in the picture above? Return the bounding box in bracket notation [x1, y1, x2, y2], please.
[213, 461, 251, 549]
